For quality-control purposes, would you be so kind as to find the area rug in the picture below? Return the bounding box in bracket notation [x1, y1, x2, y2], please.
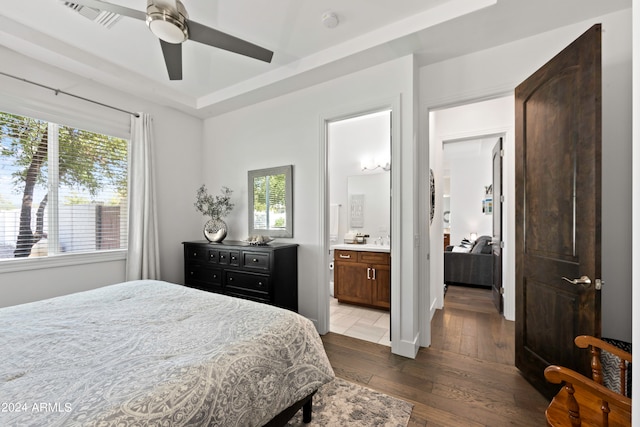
[286, 377, 413, 426]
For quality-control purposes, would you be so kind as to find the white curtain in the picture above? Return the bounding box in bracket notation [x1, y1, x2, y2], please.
[126, 113, 161, 281]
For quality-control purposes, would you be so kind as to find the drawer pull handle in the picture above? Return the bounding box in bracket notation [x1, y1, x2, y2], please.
[339, 254, 351, 259]
[258, 282, 263, 287]
[367, 267, 371, 280]
[231, 256, 236, 260]
[193, 252, 197, 257]
[252, 258, 258, 262]
[229, 277, 233, 282]
[220, 255, 225, 259]
[190, 271, 194, 275]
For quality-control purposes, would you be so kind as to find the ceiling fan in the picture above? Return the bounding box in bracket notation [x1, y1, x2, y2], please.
[68, 0, 274, 80]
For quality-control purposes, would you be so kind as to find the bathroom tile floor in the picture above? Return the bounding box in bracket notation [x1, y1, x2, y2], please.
[329, 297, 391, 346]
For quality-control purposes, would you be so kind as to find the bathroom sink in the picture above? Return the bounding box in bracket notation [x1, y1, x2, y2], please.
[330, 243, 390, 252]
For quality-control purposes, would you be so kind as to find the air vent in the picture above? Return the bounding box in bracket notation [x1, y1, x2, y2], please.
[63, 2, 122, 29]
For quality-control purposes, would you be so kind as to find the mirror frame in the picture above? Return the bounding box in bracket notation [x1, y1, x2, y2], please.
[248, 165, 293, 238]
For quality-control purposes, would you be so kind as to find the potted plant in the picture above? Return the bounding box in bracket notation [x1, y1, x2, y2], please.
[195, 185, 234, 242]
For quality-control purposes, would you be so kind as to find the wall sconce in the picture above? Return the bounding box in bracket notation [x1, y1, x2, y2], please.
[470, 232, 478, 241]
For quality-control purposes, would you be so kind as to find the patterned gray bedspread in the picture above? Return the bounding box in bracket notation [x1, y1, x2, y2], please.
[0, 280, 334, 426]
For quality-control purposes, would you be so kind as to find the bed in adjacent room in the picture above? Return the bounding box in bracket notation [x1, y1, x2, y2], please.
[0, 280, 334, 426]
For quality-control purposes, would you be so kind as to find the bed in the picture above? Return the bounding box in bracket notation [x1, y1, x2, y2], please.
[0, 280, 334, 426]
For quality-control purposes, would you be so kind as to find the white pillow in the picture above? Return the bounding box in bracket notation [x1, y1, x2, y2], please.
[452, 246, 471, 253]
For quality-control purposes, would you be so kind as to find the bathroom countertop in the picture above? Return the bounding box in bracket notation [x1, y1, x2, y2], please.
[331, 243, 390, 253]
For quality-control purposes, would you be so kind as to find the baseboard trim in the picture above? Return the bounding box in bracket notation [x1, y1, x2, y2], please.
[393, 334, 420, 359]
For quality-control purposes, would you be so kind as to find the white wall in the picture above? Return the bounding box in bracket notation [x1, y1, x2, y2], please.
[0, 48, 203, 307]
[203, 55, 421, 358]
[444, 137, 496, 244]
[421, 8, 632, 341]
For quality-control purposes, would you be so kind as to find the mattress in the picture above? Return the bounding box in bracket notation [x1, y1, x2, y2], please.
[0, 280, 334, 426]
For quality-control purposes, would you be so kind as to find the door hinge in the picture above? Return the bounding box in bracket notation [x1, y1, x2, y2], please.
[500, 149, 505, 157]
[500, 195, 505, 203]
[500, 287, 504, 295]
[595, 279, 604, 290]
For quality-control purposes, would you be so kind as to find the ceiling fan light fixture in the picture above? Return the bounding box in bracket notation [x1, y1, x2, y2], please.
[146, 0, 189, 44]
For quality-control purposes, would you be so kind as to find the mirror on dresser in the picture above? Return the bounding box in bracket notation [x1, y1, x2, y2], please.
[248, 165, 293, 238]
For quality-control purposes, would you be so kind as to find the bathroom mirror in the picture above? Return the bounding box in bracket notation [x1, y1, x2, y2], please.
[248, 165, 293, 238]
[347, 172, 390, 238]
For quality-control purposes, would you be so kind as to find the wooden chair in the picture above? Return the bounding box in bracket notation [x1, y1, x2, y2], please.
[544, 335, 632, 426]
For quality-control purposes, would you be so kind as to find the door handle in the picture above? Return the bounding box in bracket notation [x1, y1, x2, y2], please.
[367, 267, 371, 280]
[562, 275, 591, 286]
[372, 268, 376, 280]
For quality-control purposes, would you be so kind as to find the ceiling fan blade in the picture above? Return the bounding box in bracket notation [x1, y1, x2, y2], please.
[160, 40, 183, 80]
[189, 21, 273, 63]
[67, 0, 146, 21]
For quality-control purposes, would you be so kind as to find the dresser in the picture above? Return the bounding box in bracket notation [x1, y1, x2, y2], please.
[182, 240, 298, 312]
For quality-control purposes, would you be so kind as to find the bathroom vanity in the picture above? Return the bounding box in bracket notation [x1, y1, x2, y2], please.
[332, 244, 390, 310]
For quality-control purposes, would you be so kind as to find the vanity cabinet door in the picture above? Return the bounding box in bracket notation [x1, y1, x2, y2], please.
[334, 261, 371, 306]
[371, 261, 390, 309]
[367, 252, 390, 309]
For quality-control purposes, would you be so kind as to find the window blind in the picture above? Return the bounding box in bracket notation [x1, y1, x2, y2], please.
[0, 110, 128, 260]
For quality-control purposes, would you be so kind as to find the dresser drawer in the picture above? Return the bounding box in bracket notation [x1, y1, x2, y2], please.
[335, 250, 357, 263]
[225, 271, 270, 296]
[217, 250, 230, 265]
[186, 245, 208, 263]
[185, 265, 222, 289]
[206, 249, 218, 263]
[243, 252, 270, 270]
[229, 251, 240, 266]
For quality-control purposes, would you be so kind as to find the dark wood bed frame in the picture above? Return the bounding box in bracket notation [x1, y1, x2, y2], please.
[264, 390, 317, 426]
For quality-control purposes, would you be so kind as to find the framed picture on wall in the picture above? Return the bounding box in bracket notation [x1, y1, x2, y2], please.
[482, 197, 493, 214]
[350, 194, 364, 228]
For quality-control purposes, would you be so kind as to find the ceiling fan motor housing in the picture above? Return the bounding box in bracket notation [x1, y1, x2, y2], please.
[146, 0, 189, 44]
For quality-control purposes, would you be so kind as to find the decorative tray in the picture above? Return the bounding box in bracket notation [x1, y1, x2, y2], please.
[245, 235, 274, 246]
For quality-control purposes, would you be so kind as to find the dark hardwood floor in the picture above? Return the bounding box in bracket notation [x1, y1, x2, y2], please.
[321, 284, 549, 426]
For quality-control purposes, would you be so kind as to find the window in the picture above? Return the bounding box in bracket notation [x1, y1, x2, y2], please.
[0, 111, 128, 260]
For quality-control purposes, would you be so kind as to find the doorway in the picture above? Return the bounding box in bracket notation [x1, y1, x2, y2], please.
[442, 136, 498, 250]
[429, 95, 515, 323]
[428, 96, 514, 362]
[441, 135, 503, 312]
[327, 109, 392, 346]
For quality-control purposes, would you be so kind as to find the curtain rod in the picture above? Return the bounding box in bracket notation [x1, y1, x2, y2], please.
[0, 71, 140, 118]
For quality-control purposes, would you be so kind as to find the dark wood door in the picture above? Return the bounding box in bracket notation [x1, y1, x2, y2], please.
[491, 138, 504, 313]
[515, 24, 602, 399]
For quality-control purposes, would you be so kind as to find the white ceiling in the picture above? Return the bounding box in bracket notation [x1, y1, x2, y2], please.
[0, 0, 631, 118]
